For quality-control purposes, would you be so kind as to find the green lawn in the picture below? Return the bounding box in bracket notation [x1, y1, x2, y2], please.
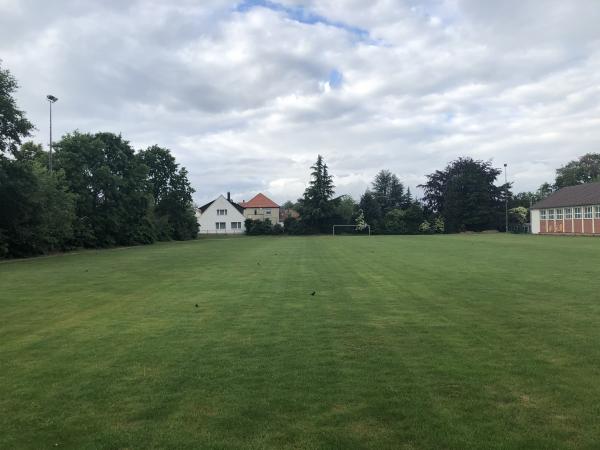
[2, 235, 600, 449]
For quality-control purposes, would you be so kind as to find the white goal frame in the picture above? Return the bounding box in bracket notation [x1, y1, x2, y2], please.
[332, 224, 371, 236]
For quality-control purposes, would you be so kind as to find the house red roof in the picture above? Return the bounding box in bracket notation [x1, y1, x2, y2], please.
[240, 193, 279, 208]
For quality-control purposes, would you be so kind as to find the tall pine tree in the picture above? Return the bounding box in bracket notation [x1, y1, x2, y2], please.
[298, 155, 335, 231]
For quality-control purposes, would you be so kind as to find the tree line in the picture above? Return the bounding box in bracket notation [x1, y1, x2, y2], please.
[277, 155, 508, 235]
[1, 62, 197, 258]
[280, 152, 600, 235]
[3, 60, 599, 252]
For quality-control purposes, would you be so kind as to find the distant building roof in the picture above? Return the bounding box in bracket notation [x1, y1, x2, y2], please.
[198, 200, 214, 213]
[198, 196, 244, 214]
[239, 193, 279, 209]
[531, 182, 600, 209]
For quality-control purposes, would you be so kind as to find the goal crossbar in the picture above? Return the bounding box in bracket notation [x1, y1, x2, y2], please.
[332, 224, 371, 236]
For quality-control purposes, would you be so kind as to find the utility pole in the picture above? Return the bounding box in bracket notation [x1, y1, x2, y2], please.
[47, 95, 58, 173]
[504, 163, 508, 233]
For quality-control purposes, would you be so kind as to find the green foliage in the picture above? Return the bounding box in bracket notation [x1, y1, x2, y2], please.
[283, 216, 307, 235]
[433, 216, 445, 233]
[0, 62, 34, 155]
[13, 141, 46, 163]
[536, 182, 554, 198]
[272, 223, 284, 234]
[420, 157, 511, 233]
[355, 211, 367, 231]
[510, 191, 540, 210]
[509, 206, 528, 225]
[297, 155, 335, 231]
[359, 190, 382, 231]
[555, 153, 600, 188]
[55, 132, 155, 247]
[359, 171, 424, 235]
[281, 200, 296, 210]
[419, 220, 431, 233]
[245, 218, 274, 235]
[0, 157, 75, 257]
[332, 194, 357, 225]
[0, 229, 7, 258]
[138, 146, 198, 240]
[382, 204, 424, 234]
[372, 169, 408, 213]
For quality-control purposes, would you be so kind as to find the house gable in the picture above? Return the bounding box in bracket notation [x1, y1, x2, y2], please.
[197, 195, 246, 234]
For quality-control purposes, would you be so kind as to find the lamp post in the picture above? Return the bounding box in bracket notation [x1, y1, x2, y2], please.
[46, 95, 58, 173]
[504, 163, 508, 233]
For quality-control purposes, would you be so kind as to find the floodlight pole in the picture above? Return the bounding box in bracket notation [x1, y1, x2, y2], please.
[504, 163, 508, 233]
[529, 196, 533, 233]
[47, 95, 58, 173]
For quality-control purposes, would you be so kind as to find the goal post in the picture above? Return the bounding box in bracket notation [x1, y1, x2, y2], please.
[332, 224, 371, 236]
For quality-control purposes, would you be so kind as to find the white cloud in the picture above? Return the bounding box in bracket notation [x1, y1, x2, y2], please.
[1, 0, 600, 205]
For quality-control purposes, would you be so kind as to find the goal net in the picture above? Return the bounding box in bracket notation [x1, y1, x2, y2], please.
[332, 224, 371, 236]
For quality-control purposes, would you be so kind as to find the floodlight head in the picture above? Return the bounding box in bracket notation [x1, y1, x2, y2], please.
[47, 94, 58, 103]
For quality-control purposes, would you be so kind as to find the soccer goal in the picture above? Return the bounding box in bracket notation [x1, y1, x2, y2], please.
[332, 224, 371, 236]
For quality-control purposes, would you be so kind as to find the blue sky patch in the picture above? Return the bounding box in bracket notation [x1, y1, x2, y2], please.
[235, 0, 372, 42]
[328, 69, 343, 89]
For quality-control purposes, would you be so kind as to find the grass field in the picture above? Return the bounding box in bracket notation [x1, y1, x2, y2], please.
[2, 234, 600, 449]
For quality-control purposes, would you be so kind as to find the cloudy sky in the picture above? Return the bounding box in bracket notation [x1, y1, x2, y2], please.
[2, 0, 600, 204]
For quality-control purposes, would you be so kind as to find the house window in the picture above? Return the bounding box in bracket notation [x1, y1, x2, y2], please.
[254, 209, 258, 215]
[217, 209, 227, 216]
[556, 208, 563, 220]
[596, 206, 600, 219]
[540, 210, 547, 220]
[231, 222, 241, 229]
[548, 209, 555, 220]
[565, 208, 572, 219]
[265, 209, 271, 215]
[585, 206, 593, 219]
[215, 222, 226, 230]
[574, 207, 582, 219]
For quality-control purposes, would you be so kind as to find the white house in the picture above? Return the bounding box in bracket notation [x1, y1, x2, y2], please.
[196, 193, 246, 234]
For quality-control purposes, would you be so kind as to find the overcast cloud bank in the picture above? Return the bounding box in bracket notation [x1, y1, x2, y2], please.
[2, 0, 600, 204]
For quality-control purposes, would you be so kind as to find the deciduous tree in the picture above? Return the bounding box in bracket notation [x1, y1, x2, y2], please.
[54, 132, 154, 247]
[138, 145, 198, 240]
[555, 153, 600, 188]
[420, 157, 510, 233]
[0, 62, 34, 156]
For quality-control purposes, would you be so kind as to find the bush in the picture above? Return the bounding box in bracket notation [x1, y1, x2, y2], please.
[433, 217, 445, 233]
[0, 229, 8, 258]
[382, 205, 424, 234]
[419, 220, 432, 233]
[272, 223, 284, 234]
[0, 158, 76, 257]
[245, 218, 274, 235]
[283, 216, 308, 235]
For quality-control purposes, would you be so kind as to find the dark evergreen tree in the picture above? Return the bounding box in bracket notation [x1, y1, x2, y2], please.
[372, 170, 406, 213]
[297, 155, 335, 231]
[359, 190, 382, 231]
